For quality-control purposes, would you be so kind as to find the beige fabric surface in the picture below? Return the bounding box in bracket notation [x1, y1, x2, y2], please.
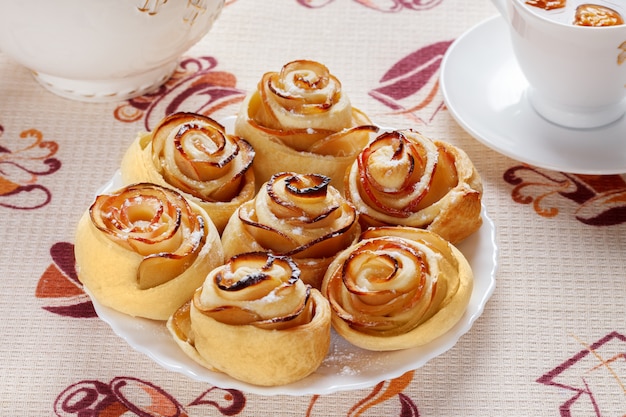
[1, 0, 625, 415]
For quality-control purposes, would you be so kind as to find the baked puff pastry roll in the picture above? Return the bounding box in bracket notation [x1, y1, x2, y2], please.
[221, 172, 361, 289]
[167, 252, 331, 387]
[74, 183, 224, 320]
[234, 59, 377, 190]
[121, 112, 256, 233]
[321, 226, 473, 351]
[344, 129, 483, 244]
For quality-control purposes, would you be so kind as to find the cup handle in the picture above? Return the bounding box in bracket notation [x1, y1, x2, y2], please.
[490, 0, 508, 16]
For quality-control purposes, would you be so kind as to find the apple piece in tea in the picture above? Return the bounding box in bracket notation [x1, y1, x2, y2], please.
[574, 4, 624, 26]
[525, 0, 566, 11]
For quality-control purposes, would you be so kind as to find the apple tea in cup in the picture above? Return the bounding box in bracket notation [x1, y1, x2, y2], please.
[524, 0, 624, 26]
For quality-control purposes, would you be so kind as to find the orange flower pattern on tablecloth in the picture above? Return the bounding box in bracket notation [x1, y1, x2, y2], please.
[369, 41, 452, 125]
[0, 125, 61, 210]
[306, 371, 417, 417]
[36, 242, 96, 318]
[537, 331, 626, 417]
[114, 56, 245, 131]
[504, 165, 626, 226]
[297, 0, 443, 12]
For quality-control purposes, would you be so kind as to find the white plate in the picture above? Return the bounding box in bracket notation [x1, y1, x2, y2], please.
[88, 141, 498, 396]
[440, 15, 626, 175]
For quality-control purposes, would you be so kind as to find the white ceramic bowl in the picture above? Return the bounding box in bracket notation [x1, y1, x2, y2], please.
[0, 0, 224, 102]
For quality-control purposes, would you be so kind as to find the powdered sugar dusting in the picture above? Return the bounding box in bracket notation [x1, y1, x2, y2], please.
[320, 335, 390, 378]
[339, 365, 359, 376]
[323, 338, 360, 374]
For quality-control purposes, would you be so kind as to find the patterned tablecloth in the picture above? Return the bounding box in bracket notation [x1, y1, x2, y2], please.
[2, 0, 626, 415]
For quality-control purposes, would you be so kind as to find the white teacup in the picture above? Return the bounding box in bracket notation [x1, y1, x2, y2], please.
[0, 0, 224, 102]
[491, 0, 626, 129]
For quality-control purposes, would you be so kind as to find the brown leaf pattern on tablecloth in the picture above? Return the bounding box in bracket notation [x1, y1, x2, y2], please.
[114, 56, 245, 131]
[0, 125, 61, 210]
[54, 376, 193, 417]
[52, 374, 418, 416]
[537, 331, 626, 417]
[188, 386, 247, 415]
[504, 165, 626, 226]
[369, 40, 452, 125]
[36, 242, 96, 318]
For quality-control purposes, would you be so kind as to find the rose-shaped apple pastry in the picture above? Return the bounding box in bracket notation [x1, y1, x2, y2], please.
[74, 183, 224, 320]
[167, 252, 331, 386]
[344, 129, 483, 243]
[121, 112, 256, 233]
[221, 172, 361, 289]
[234, 59, 377, 190]
[321, 226, 473, 351]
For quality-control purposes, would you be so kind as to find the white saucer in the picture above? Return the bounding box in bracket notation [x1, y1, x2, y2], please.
[440, 15, 626, 175]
